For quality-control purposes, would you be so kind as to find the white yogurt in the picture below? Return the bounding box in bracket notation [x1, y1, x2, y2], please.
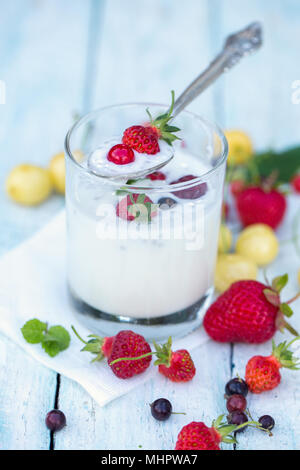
[88, 138, 173, 179]
[67, 146, 222, 319]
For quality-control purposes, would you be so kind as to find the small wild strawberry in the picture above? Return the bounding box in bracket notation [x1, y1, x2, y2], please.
[122, 91, 180, 155]
[153, 337, 196, 382]
[245, 337, 300, 394]
[107, 144, 135, 165]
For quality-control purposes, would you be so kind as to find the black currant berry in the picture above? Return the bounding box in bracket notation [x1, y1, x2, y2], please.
[227, 411, 248, 433]
[150, 398, 172, 421]
[225, 378, 248, 397]
[259, 415, 275, 431]
[45, 409, 66, 432]
[158, 197, 177, 210]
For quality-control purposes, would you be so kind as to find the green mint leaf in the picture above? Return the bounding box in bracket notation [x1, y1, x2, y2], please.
[21, 319, 71, 357]
[21, 319, 47, 344]
[43, 326, 71, 352]
[41, 340, 61, 358]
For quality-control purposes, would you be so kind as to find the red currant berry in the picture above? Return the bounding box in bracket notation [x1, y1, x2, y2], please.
[226, 394, 247, 413]
[107, 144, 135, 165]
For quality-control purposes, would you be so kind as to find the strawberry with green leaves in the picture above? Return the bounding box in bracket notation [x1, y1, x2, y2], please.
[110, 337, 196, 382]
[175, 415, 264, 450]
[245, 337, 300, 393]
[72, 327, 152, 379]
[122, 91, 180, 154]
[204, 274, 299, 344]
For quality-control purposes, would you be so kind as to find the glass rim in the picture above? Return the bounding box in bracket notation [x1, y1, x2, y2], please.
[64, 102, 228, 191]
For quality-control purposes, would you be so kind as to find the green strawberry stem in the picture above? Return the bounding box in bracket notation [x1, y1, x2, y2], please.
[71, 325, 88, 344]
[146, 91, 181, 146]
[71, 325, 106, 362]
[109, 351, 155, 365]
[213, 415, 271, 443]
[110, 336, 173, 366]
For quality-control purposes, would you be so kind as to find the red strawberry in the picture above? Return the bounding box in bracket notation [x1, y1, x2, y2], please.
[171, 175, 208, 200]
[122, 125, 160, 155]
[153, 337, 196, 382]
[122, 91, 180, 155]
[146, 171, 166, 181]
[110, 336, 196, 383]
[72, 327, 152, 379]
[108, 331, 152, 379]
[175, 415, 243, 450]
[107, 144, 135, 165]
[236, 186, 286, 229]
[116, 193, 157, 222]
[291, 174, 300, 193]
[245, 338, 300, 394]
[204, 274, 299, 344]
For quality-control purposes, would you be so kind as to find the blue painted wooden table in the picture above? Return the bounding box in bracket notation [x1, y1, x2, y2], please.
[1, 0, 300, 450]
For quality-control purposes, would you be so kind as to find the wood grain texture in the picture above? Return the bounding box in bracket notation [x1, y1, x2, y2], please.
[0, 0, 91, 450]
[0, 0, 300, 450]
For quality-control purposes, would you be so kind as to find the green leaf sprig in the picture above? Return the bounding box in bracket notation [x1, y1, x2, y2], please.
[21, 319, 71, 357]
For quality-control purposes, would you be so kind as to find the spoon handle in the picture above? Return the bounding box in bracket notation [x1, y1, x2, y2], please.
[172, 22, 263, 117]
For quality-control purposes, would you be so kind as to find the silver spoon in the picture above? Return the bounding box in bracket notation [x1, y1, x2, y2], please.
[90, 22, 263, 181]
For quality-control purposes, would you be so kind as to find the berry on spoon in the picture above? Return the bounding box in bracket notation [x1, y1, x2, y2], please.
[122, 91, 180, 155]
[107, 144, 135, 165]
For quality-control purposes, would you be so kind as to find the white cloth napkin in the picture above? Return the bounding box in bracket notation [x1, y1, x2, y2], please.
[0, 211, 209, 406]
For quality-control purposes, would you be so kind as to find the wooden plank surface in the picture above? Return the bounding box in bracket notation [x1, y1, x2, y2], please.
[0, 0, 299, 450]
[0, 0, 91, 450]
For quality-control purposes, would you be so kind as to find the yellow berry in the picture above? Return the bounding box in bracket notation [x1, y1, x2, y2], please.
[6, 164, 53, 206]
[49, 152, 65, 194]
[236, 224, 279, 266]
[224, 130, 253, 166]
[218, 224, 232, 253]
[215, 254, 258, 293]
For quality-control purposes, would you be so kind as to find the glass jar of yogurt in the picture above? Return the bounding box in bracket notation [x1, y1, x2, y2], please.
[65, 104, 228, 339]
